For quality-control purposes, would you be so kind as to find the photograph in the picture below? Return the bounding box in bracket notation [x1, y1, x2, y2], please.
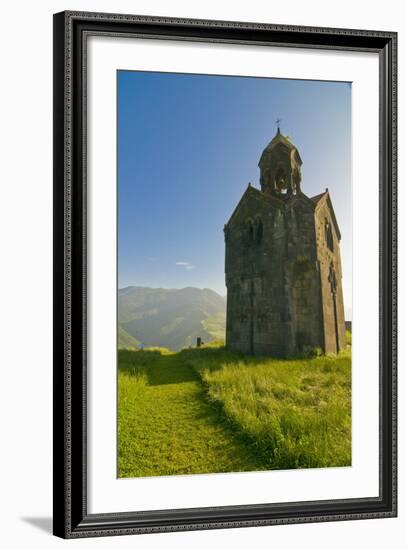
[116, 70, 352, 479]
[51, 8, 397, 539]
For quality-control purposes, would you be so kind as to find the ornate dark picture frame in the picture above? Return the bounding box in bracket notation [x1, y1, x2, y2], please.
[53, 10, 397, 539]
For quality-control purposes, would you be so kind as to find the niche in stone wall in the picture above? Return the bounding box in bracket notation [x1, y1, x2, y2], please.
[325, 218, 334, 252]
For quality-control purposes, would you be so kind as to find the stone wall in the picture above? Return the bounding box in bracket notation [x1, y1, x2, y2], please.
[314, 200, 347, 353]
[225, 187, 346, 356]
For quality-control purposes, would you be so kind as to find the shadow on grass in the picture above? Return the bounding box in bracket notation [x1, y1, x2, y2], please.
[118, 349, 200, 386]
[119, 345, 347, 387]
[146, 354, 199, 386]
[119, 345, 252, 386]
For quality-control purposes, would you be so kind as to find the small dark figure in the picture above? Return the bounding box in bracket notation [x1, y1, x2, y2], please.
[196, 337, 204, 348]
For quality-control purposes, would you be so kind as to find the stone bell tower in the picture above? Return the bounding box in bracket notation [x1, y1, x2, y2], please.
[259, 127, 303, 198]
[224, 127, 346, 356]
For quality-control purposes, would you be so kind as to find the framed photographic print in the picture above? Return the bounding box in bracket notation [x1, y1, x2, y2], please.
[53, 11, 397, 538]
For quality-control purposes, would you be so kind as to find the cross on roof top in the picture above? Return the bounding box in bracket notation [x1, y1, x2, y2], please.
[275, 118, 282, 133]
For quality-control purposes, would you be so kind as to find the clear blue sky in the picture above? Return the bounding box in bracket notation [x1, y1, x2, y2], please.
[118, 70, 352, 317]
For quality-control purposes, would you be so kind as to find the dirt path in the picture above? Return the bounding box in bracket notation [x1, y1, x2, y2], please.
[118, 353, 266, 478]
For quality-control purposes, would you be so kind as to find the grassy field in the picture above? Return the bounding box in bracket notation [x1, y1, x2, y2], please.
[118, 343, 351, 478]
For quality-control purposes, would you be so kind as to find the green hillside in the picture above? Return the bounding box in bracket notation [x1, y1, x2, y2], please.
[118, 286, 226, 351]
[118, 326, 140, 349]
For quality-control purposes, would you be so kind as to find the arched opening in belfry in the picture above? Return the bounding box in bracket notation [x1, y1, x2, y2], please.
[293, 167, 301, 194]
[274, 166, 288, 195]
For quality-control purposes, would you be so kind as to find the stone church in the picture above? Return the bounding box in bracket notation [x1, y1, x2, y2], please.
[224, 128, 346, 356]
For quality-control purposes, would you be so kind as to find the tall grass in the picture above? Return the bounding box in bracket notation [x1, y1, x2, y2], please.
[184, 347, 351, 470]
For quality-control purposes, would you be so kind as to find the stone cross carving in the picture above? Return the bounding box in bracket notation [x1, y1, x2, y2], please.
[328, 263, 340, 353]
[328, 264, 337, 295]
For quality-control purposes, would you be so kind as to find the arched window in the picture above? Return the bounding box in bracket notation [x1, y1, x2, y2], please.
[325, 219, 334, 252]
[245, 219, 254, 242]
[255, 217, 263, 244]
[248, 220, 254, 241]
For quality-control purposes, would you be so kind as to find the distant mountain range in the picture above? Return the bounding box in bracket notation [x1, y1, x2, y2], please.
[118, 286, 226, 351]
